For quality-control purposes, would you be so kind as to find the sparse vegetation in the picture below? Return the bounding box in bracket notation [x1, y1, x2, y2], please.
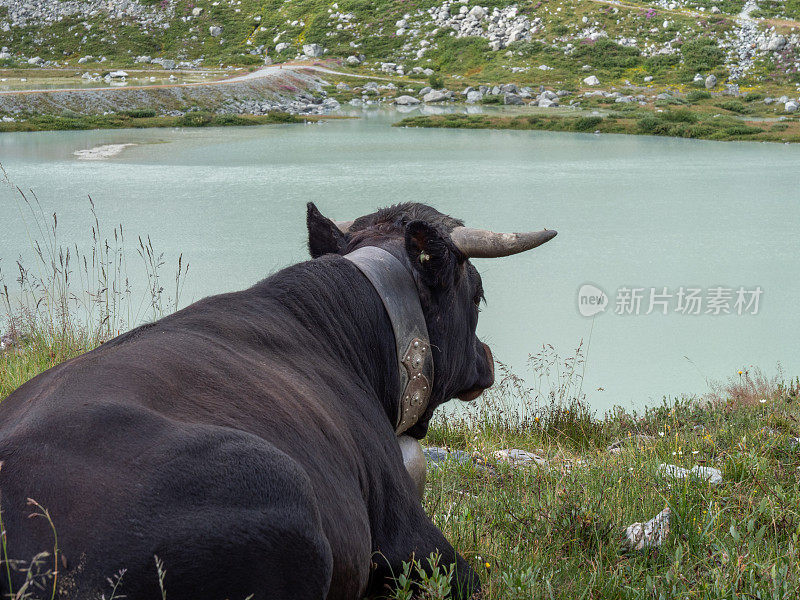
[395, 111, 800, 143]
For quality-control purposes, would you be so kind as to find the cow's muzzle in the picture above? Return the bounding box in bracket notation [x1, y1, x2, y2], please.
[458, 343, 494, 402]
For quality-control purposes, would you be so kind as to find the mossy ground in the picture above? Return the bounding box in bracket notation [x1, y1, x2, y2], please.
[0, 110, 325, 132]
[395, 109, 800, 143]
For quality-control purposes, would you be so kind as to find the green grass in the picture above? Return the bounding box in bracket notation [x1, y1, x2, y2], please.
[415, 365, 800, 600]
[0, 111, 307, 132]
[394, 111, 800, 143]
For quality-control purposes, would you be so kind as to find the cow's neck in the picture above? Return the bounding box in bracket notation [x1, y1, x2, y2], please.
[260, 256, 408, 432]
[343, 246, 434, 436]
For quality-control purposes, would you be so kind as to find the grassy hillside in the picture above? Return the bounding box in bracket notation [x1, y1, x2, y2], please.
[1, 0, 798, 90]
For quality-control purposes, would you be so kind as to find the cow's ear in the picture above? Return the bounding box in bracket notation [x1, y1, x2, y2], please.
[404, 221, 464, 290]
[307, 202, 348, 258]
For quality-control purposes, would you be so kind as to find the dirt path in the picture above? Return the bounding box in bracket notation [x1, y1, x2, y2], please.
[0, 63, 389, 97]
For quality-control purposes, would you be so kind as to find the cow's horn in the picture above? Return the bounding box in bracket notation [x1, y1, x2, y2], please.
[334, 220, 354, 233]
[450, 227, 557, 258]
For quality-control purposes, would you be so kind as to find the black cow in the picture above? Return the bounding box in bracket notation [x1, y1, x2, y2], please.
[0, 203, 555, 599]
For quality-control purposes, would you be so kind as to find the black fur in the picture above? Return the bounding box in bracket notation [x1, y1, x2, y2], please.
[0, 203, 494, 600]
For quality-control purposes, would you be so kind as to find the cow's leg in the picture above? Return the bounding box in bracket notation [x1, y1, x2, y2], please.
[368, 491, 480, 600]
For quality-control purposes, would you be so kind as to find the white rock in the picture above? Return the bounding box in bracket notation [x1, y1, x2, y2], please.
[659, 463, 723, 485]
[303, 43, 324, 57]
[345, 55, 361, 65]
[786, 100, 799, 113]
[623, 508, 671, 551]
[191, 7, 203, 16]
[466, 90, 483, 103]
[275, 42, 290, 52]
[394, 95, 421, 105]
[644, 76, 654, 82]
[423, 89, 449, 102]
[209, 25, 223, 37]
[469, 5, 486, 18]
[582, 75, 600, 86]
[494, 449, 548, 467]
[108, 70, 128, 78]
[27, 56, 43, 65]
[705, 74, 717, 89]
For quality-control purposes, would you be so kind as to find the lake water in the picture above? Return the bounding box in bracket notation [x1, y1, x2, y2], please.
[1, 109, 799, 412]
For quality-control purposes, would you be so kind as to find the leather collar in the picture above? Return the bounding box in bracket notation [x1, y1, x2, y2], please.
[344, 246, 434, 435]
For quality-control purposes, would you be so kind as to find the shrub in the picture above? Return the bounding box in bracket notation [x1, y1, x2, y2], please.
[123, 108, 157, 118]
[572, 116, 603, 131]
[637, 115, 663, 133]
[687, 90, 712, 102]
[661, 109, 699, 123]
[744, 92, 764, 102]
[572, 39, 641, 72]
[176, 111, 213, 127]
[716, 100, 749, 113]
[428, 73, 444, 89]
[680, 37, 725, 72]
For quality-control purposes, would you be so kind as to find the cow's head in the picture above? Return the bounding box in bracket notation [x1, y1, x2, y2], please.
[306, 202, 556, 438]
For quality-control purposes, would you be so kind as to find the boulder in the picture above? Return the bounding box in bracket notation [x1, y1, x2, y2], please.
[693, 73, 705, 83]
[191, 7, 203, 16]
[27, 56, 43, 65]
[786, 101, 799, 113]
[468, 5, 487, 19]
[767, 35, 787, 52]
[303, 44, 324, 57]
[418, 86, 432, 96]
[537, 97, 558, 107]
[423, 89, 449, 102]
[493, 449, 548, 467]
[623, 508, 671, 551]
[336, 82, 350, 91]
[582, 75, 600, 86]
[504, 93, 524, 105]
[394, 95, 421, 105]
[275, 42, 290, 52]
[466, 90, 484, 103]
[108, 70, 128, 78]
[659, 463, 723, 485]
[209, 26, 223, 37]
[345, 55, 362, 65]
[500, 83, 518, 93]
[705, 74, 717, 89]
[161, 59, 176, 70]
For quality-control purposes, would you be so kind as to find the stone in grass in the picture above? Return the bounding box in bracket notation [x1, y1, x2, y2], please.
[705, 74, 717, 89]
[606, 434, 656, 454]
[423, 89, 449, 103]
[623, 508, 671, 551]
[659, 463, 723, 485]
[493, 449, 548, 467]
[583, 75, 600, 86]
[785, 100, 799, 113]
[209, 26, 223, 37]
[394, 95, 420, 106]
[303, 43, 324, 58]
[504, 93, 524, 105]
